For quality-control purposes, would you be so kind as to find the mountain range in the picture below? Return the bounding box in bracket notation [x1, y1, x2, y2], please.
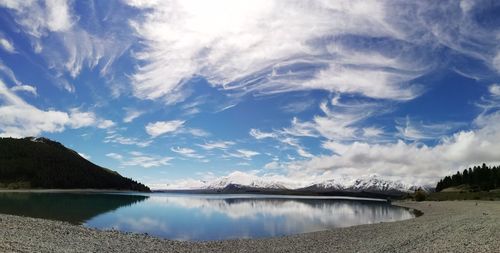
[158, 173, 433, 198]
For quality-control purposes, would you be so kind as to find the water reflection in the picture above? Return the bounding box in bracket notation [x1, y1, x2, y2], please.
[86, 194, 415, 240]
[0, 192, 148, 224]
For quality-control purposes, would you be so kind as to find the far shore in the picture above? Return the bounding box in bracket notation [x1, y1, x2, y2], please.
[0, 189, 392, 202]
[0, 188, 142, 193]
[0, 200, 499, 252]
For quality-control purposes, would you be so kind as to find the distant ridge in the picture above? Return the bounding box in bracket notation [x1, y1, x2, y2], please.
[0, 137, 150, 192]
[158, 175, 432, 198]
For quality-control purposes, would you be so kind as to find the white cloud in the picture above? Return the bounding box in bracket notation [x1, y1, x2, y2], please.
[67, 109, 97, 129]
[226, 149, 260, 160]
[104, 134, 152, 148]
[97, 119, 116, 129]
[0, 0, 33, 10]
[0, 79, 68, 137]
[252, 98, 385, 150]
[0, 37, 15, 53]
[0, 104, 68, 138]
[251, 125, 314, 159]
[301, 62, 422, 100]
[291, 112, 500, 185]
[280, 100, 315, 113]
[172, 111, 500, 187]
[183, 128, 210, 137]
[123, 108, 145, 123]
[67, 108, 115, 130]
[362, 127, 384, 138]
[122, 0, 500, 104]
[0, 0, 72, 37]
[494, 53, 500, 73]
[280, 117, 318, 138]
[1, 0, 133, 92]
[0, 60, 36, 95]
[125, 0, 423, 103]
[45, 0, 73, 32]
[281, 137, 314, 158]
[10, 85, 37, 96]
[145, 120, 185, 137]
[171, 146, 204, 159]
[264, 161, 282, 170]
[123, 152, 173, 168]
[489, 84, 500, 97]
[106, 152, 123, 160]
[395, 116, 464, 141]
[196, 140, 235, 150]
[108, 151, 173, 168]
[0, 80, 115, 137]
[249, 129, 277, 139]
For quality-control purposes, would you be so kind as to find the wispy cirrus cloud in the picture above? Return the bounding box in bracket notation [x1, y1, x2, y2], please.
[0, 36, 15, 53]
[10, 85, 37, 96]
[251, 97, 386, 145]
[123, 108, 145, 123]
[0, 0, 134, 92]
[196, 140, 235, 150]
[124, 0, 425, 103]
[395, 116, 465, 141]
[226, 149, 260, 160]
[249, 129, 277, 140]
[280, 100, 315, 114]
[145, 120, 185, 138]
[171, 146, 204, 159]
[0, 60, 37, 96]
[107, 151, 173, 168]
[122, 0, 500, 105]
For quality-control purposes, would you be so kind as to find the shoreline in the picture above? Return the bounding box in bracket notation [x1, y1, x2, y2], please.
[0, 189, 143, 193]
[0, 201, 499, 252]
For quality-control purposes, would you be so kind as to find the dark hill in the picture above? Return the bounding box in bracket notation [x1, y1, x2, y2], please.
[0, 137, 150, 192]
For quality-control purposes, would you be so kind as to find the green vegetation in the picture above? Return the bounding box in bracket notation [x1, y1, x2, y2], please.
[0, 192, 148, 224]
[0, 137, 150, 192]
[414, 189, 427, 202]
[436, 163, 500, 192]
[431, 164, 500, 201]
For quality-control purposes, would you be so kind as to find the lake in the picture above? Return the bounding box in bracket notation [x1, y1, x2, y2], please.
[0, 192, 418, 241]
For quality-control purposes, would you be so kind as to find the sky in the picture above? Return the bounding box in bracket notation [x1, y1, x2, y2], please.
[0, 0, 500, 189]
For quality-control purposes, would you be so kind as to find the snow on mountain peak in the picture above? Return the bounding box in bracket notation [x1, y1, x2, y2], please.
[154, 172, 430, 193]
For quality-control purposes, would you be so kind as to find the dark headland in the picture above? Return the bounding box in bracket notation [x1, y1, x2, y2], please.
[0, 137, 150, 192]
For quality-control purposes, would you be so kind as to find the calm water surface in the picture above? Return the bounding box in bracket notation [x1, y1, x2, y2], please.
[0, 192, 417, 240]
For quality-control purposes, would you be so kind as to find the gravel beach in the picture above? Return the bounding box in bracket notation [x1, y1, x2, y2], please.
[0, 201, 498, 253]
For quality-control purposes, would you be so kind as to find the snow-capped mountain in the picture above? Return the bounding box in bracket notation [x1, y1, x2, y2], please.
[347, 176, 411, 193]
[158, 173, 431, 196]
[303, 176, 430, 194]
[204, 172, 288, 190]
[300, 179, 345, 192]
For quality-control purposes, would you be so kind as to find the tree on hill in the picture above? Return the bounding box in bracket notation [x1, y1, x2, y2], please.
[0, 137, 150, 192]
[435, 163, 500, 192]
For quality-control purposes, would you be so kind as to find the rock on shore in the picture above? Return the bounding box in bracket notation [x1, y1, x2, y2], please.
[0, 201, 499, 253]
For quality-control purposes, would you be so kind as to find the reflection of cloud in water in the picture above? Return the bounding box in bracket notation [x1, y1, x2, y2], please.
[110, 216, 169, 234]
[86, 194, 416, 241]
[147, 196, 413, 231]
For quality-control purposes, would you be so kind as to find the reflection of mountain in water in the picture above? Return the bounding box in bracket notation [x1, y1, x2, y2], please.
[147, 196, 415, 229]
[0, 193, 148, 224]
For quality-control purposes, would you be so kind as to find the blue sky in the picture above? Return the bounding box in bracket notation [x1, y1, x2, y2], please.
[0, 0, 499, 188]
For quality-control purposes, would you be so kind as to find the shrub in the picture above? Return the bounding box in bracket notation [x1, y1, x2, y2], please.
[415, 190, 427, 202]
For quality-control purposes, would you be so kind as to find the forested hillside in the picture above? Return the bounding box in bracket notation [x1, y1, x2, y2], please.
[0, 137, 150, 192]
[435, 163, 500, 192]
